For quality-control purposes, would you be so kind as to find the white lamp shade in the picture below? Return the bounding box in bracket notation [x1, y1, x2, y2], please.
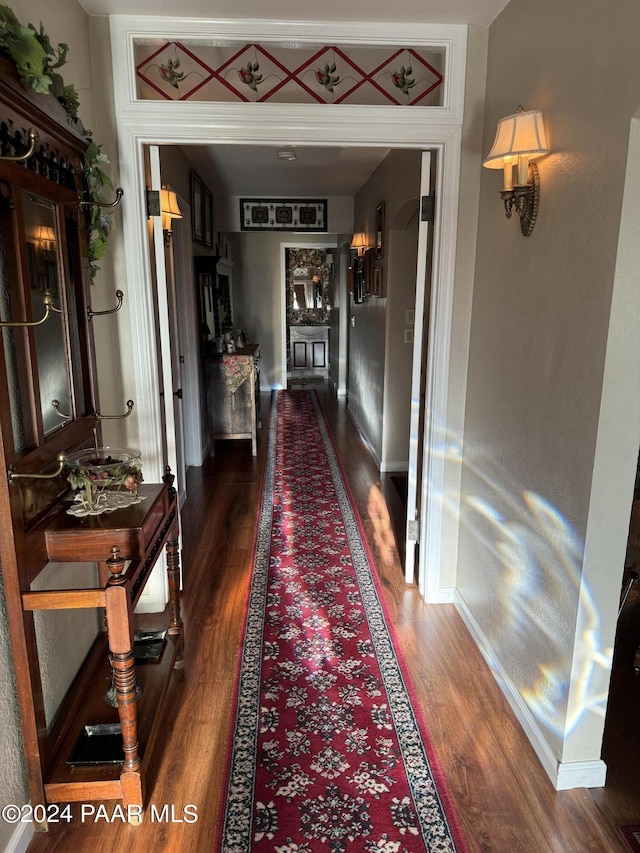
[36, 225, 56, 244]
[350, 232, 366, 252]
[483, 109, 549, 169]
[160, 188, 182, 219]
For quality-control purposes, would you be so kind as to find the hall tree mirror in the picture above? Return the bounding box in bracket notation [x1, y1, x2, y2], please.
[21, 191, 74, 437]
[195, 254, 233, 347]
[0, 74, 98, 527]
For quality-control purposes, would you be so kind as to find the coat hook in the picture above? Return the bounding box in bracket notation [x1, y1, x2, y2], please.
[79, 187, 124, 209]
[88, 289, 124, 320]
[51, 400, 70, 420]
[0, 128, 38, 163]
[0, 290, 55, 328]
[96, 399, 134, 420]
[9, 452, 66, 483]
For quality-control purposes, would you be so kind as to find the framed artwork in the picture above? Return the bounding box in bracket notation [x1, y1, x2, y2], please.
[363, 247, 375, 296]
[373, 265, 383, 298]
[375, 201, 385, 260]
[240, 198, 327, 232]
[352, 255, 364, 304]
[203, 187, 214, 249]
[191, 172, 204, 244]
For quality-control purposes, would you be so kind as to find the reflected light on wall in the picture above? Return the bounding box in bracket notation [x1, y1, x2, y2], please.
[423, 418, 610, 741]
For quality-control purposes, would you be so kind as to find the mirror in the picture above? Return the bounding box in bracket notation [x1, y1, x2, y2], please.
[292, 268, 323, 310]
[195, 256, 233, 345]
[286, 249, 331, 325]
[22, 192, 71, 436]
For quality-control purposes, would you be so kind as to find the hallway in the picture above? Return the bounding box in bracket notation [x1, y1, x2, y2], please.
[26, 389, 637, 852]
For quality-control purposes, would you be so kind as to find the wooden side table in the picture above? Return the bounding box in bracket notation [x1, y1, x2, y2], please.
[18, 480, 183, 824]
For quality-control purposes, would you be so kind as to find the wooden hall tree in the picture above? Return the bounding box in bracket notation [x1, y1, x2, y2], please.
[0, 56, 183, 829]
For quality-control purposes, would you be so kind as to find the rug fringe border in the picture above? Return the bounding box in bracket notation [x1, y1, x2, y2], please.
[213, 392, 275, 853]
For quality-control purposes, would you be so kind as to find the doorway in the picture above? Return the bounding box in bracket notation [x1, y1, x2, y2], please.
[111, 23, 465, 609]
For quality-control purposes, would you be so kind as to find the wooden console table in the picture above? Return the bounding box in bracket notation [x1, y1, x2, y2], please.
[18, 479, 183, 826]
[204, 344, 260, 455]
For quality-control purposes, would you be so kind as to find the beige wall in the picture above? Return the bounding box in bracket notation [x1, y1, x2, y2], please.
[458, 0, 640, 769]
[350, 149, 421, 467]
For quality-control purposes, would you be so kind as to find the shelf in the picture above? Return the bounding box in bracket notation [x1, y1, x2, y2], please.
[44, 620, 181, 801]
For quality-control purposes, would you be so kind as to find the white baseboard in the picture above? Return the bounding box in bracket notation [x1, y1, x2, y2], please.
[453, 590, 608, 791]
[6, 821, 34, 853]
[555, 759, 607, 790]
[432, 586, 456, 603]
[380, 461, 409, 473]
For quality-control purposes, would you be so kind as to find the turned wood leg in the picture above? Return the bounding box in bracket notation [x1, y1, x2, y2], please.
[105, 546, 143, 808]
[166, 535, 183, 634]
[163, 467, 184, 660]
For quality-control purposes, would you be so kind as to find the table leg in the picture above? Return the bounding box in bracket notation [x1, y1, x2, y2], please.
[166, 535, 184, 665]
[105, 546, 143, 809]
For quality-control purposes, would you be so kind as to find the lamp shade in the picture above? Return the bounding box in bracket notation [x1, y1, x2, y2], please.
[483, 108, 549, 168]
[350, 232, 366, 252]
[36, 225, 56, 244]
[160, 187, 182, 219]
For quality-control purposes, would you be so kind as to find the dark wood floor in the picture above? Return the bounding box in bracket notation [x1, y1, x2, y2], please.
[27, 387, 640, 852]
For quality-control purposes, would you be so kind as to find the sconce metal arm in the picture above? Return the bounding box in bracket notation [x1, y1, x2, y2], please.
[79, 188, 124, 209]
[498, 164, 540, 236]
[88, 290, 124, 320]
[96, 400, 134, 420]
[0, 128, 39, 163]
[9, 452, 67, 484]
[0, 291, 55, 328]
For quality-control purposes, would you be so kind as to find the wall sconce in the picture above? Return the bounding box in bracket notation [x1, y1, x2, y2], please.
[350, 233, 367, 255]
[483, 106, 549, 236]
[160, 186, 182, 246]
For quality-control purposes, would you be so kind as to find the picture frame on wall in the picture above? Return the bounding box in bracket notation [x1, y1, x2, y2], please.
[191, 172, 204, 244]
[364, 247, 375, 296]
[353, 255, 364, 304]
[373, 265, 383, 298]
[375, 201, 385, 260]
[203, 188, 214, 249]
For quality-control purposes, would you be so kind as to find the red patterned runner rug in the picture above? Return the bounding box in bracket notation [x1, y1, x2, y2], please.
[218, 390, 468, 852]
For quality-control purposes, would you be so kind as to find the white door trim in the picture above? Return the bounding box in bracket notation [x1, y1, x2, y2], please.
[109, 16, 465, 600]
[405, 151, 432, 586]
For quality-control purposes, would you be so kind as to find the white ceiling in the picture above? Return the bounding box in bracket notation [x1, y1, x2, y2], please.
[79, 0, 510, 26]
[185, 144, 392, 198]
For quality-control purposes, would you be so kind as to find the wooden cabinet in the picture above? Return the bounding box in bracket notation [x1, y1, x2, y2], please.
[289, 325, 329, 379]
[0, 58, 183, 827]
[204, 344, 260, 455]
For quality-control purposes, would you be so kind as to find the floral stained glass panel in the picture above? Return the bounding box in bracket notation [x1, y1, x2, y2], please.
[135, 41, 444, 106]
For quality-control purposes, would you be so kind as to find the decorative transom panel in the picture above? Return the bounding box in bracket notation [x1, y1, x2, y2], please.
[135, 41, 444, 106]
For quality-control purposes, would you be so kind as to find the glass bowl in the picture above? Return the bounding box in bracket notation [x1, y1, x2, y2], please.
[66, 447, 142, 510]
